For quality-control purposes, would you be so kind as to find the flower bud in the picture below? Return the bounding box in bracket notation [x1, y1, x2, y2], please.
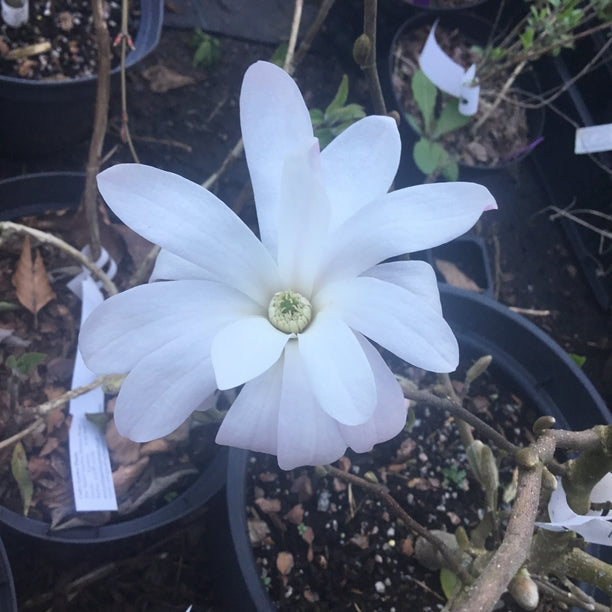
[464, 355, 492, 386]
[353, 34, 371, 66]
[508, 568, 539, 611]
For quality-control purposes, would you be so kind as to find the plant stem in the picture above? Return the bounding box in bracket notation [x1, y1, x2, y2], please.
[358, 0, 387, 116]
[401, 386, 519, 455]
[452, 432, 555, 612]
[0, 375, 107, 451]
[0, 221, 118, 295]
[472, 60, 526, 133]
[82, 0, 111, 262]
[325, 464, 473, 585]
[283, 0, 303, 74]
[119, 0, 139, 162]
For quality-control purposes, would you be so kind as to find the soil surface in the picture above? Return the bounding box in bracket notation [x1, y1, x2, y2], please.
[0, 2, 610, 611]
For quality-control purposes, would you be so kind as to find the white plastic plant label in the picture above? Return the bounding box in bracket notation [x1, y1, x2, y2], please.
[575, 123, 612, 154]
[1, 0, 29, 28]
[536, 473, 612, 546]
[68, 249, 118, 512]
[419, 21, 480, 116]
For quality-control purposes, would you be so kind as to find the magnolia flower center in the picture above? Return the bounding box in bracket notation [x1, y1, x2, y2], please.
[268, 290, 312, 334]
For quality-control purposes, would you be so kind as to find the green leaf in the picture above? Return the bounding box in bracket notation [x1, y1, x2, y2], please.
[413, 138, 445, 175]
[11, 441, 33, 516]
[404, 113, 422, 136]
[520, 27, 535, 50]
[433, 99, 472, 138]
[9, 352, 46, 378]
[411, 70, 437, 135]
[85, 412, 112, 434]
[270, 42, 288, 67]
[0, 301, 20, 312]
[569, 353, 586, 368]
[441, 159, 459, 181]
[314, 127, 335, 149]
[440, 568, 459, 600]
[325, 74, 349, 114]
[309, 108, 325, 126]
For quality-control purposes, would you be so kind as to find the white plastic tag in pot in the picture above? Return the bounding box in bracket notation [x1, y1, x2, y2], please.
[419, 21, 480, 116]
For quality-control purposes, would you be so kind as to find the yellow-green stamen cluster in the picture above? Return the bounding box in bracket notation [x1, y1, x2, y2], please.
[268, 290, 312, 334]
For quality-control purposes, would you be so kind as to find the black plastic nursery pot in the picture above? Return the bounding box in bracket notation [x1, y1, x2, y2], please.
[214, 285, 611, 612]
[0, 538, 16, 612]
[386, 12, 545, 186]
[0, 172, 228, 543]
[0, 0, 163, 158]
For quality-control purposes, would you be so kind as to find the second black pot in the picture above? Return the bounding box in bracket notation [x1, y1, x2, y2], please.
[214, 285, 610, 611]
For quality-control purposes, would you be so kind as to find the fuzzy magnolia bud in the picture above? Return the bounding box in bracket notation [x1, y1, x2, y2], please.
[353, 34, 371, 66]
[533, 415, 556, 436]
[102, 373, 127, 395]
[515, 447, 539, 470]
[464, 355, 492, 387]
[508, 568, 539, 611]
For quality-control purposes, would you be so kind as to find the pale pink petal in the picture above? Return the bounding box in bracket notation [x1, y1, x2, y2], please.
[319, 182, 496, 285]
[339, 334, 407, 452]
[97, 164, 280, 306]
[211, 316, 289, 390]
[277, 138, 330, 294]
[113, 334, 217, 442]
[321, 115, 400, 228]
[240, 61, 314, 257]
[363, 260, 442, 314]
[277, 342, 347, 470]
[215, 359, 283, 456]
[80, 280, 258, 374]
[317, 276, 459, 372]
[298, 312, 376, 426]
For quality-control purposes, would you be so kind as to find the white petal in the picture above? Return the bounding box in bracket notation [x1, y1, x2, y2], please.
[211, 316, 289, 390]
[339, 334, 406, 452]
[149, 249, 211, 282]
[80, 280, 257, 373]
[114, 334, 217, 442]
[277, 342, 347, 469]
[317, 276, 459, 372]
[240, 61, 314, 257]
[590, 472, 612, 504]
[298, 312, 375, 426]
[320, 182, 496, 284]
[97, 164, 280, 306]
[277, 138, 330, 293]
[321, 115, 400, 228]
[363, 260, 442, 315]
[215, 359, 283, 456]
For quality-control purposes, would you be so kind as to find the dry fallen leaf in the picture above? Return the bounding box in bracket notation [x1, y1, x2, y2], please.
[276, 551, 294, 576]
[106, 420, 142, 465]
[12, 236, 56, 317]
[255, 497, 282, 515]
[435, 258, 482, 292]
[142, 64, 196, 93]
[112, 456, 150, 498]
[284, 504, 304, 525]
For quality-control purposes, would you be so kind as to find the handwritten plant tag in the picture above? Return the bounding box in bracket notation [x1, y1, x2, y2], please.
[68, 248, 117, 512]
[419, 21, 480, 116]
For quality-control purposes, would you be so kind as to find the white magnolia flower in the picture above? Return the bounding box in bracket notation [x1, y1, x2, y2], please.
[536, 473, 612, 546]
[79, 61, 496, 470]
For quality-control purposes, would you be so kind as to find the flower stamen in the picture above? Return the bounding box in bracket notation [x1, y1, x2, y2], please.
[268, 290, 312, 334]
